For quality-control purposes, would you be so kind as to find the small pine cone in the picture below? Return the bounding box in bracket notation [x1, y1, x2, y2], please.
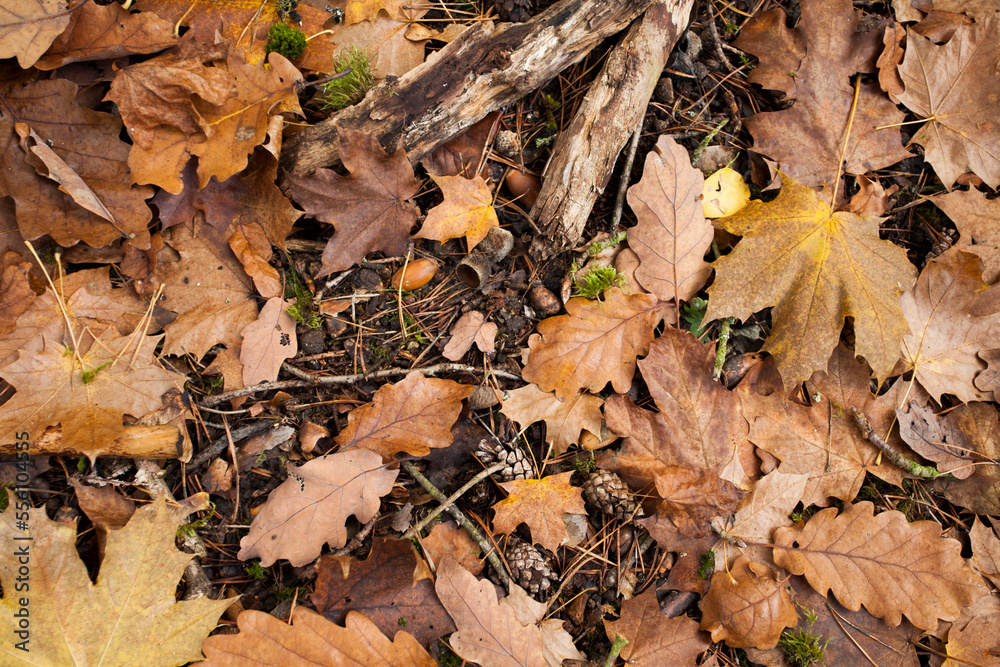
[505, 537, 556, 599]
[583, 470, 643, 522]
[452, 466, 494, 514]
[491, 0, 533, 22]
[475, 439, 534, 482]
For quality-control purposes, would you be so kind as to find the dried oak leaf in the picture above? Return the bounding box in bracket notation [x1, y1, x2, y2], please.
[921, 1, 1000, 20]
[416, 174, 499, 251]
[199, 607, 435, 667]
[312, 537, 456, 647]
[773, 501, 985, 630]
[0, 495, 233, 665]
[229, 221, 281, 299]
[970, 517, 1000, 590]
[422, 520, 483, 575]
[522, 287, 660, 401]
[335, 371, 472, 461]
[500, 384, 604, 456]
[932, 188, 1000, 284]
[238, 448, 398, 567]
[896, 17, 1000, 189]
[345, 0, 412, 24]
[158, 220, 258, 359]
[626, 135, 713, 303]
[240, 297, 297, 386]
[896, 401, 975, 478]
[899, 246, 1000, 403]
[942, 592, 1000, 667]
[0, 78, 153, 249]
[603, 587, 711, 666]
[287, 128, 419, 277]
[699, 555, 797, 650]
[0, 0, 72, 68]
[331, 15, 429, 79]
[443, 311, 497, 361]
[705, 174, 917, 387]
[492, 472, 588, 552]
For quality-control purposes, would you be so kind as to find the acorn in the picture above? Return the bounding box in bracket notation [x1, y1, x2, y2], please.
[391, 259, 438, 290]
[505, 170, 541, 210]
[528, 284, 561, 315]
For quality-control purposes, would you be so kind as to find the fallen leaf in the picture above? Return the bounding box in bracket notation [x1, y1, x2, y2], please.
[423, 113, 497, 178]
[239, 297, 297, 386]
[500, 384, 604, 456]
[626, 135, 713, 302]
[603, 587, 711, 666]
[199, 607, 436, 666]
[932, 402, 1000, 515]
[896, 17, 1000, 189]
[492, 472, 588, 552]
[703, 168, 751, 219]
[422, 520, 483, 575]
[238, 448, 398, 567]
[522, 287, 660, 401]
[877, 21, 906, 102]
[287, 128, 420, 277]
[920, 0, 1000, 20]
[932, 188, 1000, 284]
[71, 478, 135, 559]
[773, 501, 985, 630]
[0, 495, 233, 664]
[443, 311, 498, 361]
[846, 175, 898, 218]
[970, 518, 1000, 590]
[943, 593, 1000, 667]
[416, 174, 499, 251]
[332, 16, 429, 78]
[335, 371, 472, 460]
[0, 0, 72, 68]
[498, 584, 586, 667]
[699, 555, 797, 649]
[899, 247, 1000, 403]
[705, 173, 917, 387]
[896, 401, 976, 478]
[346, 0, 410, 24]
[0, 249, 34, 338]
[653, 466, 744, 538]
[229, 222, 281, 299]
[312, 538, 456, 647]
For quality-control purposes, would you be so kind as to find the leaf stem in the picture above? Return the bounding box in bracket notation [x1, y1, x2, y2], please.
[850, 407, 940, 478]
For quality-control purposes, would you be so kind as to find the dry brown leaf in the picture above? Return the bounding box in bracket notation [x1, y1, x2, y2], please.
[229, 222, 281, 299]
[423, 113, 497, 178]
[0, 495, 233, 663]
[699, 555, 797, 650]
[0, 249, 34, 338]
[653, 466, 744, 538]
[626, 135, 713, 302]
[899, 246, 1000, 403]
[335, 371, 472, 461]
[71, 478, 135, 559]
[705, 174, 917, 387]
[239, 297, 297, 386]
[0, 0, 72, 68]
[846, 175, 898, 218]
[942, 593, 1000, 667]
[500, 384, 604, 456]
[287, 128, 419, 277]
[970, 518, 1000, 590]
[877, 21, 907, 102]
[416, 174, 499, 251]
[773, 501, 985, 630]
[332, 16, 428, 78]
[346, 0, 411, 23]
[199, 607, 435, 666]
[443, 311, 497, 361]
[932, 402, 1000, 515]
[603, 587, 710, 666]
[932, 188, 1000, 284]
[896, 17, 1000, 189]
[238, 448, 398, 567]
[896, 401, 976, 478]
[522, 287, 660, 401]
[422, 520, 483, 575]
[492, 472, 588, 552]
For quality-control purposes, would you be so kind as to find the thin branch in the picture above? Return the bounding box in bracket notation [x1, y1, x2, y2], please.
[850, 407, 941, 479]
[403, 463, 504, 540]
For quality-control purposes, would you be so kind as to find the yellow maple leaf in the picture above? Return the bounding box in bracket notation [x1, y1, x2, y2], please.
[705, 174, 916, 387]
[492, 472, 587, 552]
[416, 174, 499, 250]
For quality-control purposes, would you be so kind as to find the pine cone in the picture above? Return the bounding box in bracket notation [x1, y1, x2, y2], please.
[491, 0, 533, 22]
[582, 469, 643, 522]
[452, 465, 494, 514]
[475, 439, 534, 482]
[505, 537, 556, 598]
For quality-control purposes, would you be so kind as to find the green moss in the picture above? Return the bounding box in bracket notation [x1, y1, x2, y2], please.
[437, 641, 463, 667]
[572, 265, 626, 300]
[572, 454, 597, 475]
[177, 501, 216, 540]
[284, 267, 322, 329]
[682, 296, 710, 340]
[778, 614, 829, 667]
[697, 549, 716, 579]
[322, 47, 376, 111]
[266, 22, 307, 61]
[245, 561, 268, 581]
[586, 231, 627, 257]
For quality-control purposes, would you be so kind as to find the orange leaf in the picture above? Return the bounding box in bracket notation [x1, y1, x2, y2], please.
[229, 222, 281, 299]
[603, 587, 710, 666]
[416, 174, 499, 250]
[500, 384, 604, 456]
[492, 472, 587, 552]
[699, 555, 797, 649]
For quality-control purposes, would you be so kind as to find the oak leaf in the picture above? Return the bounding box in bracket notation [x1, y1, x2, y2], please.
[932, 188, 1000, 284]
[287, 128, 420, 277]
[416, 174, 499, 250]
[896, 402, 975, 478]
[0, 0, 72, 68]
[335, 371, 472, 460]
[443, 311, 497, 361]
[492, 472, 588, 552]
[896, 17, 1000, 189]
[626, 135, 713, 302]
[522, 287, 660, 401]
[705, 174, 917, 387]
[199, 607, 435, 667]
[0, 495, 233, 665]
[238, 448, 398, 566]
[239, 297, 297, 386]
[500, 384, 604, 456]
[332, 15, 429, 79]
[229, 221, 281, 299]
[422, 520, 483, 575]
[603, 587, 710, 666]
[970, 517, 1000, 590]
[346, 0, 411, 24]
[699, 555, 797, 649]
[773, 501, 985, 630]
[717, 470, 809, 570]
[942, 593, 1000, 667]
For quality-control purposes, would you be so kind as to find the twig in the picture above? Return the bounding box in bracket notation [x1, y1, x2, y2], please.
[850, 407, 941, 479]
[609, 123, 644, 236]
[712, 317, 732, 381]
[400, 460, 511, 589]
[187, 420, 276, 469]
[603, 634, 629, 667]
[403, 463, 504, 540]
[691, 117, 728, 165]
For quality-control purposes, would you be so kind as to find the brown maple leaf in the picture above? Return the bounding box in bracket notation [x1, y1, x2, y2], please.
[287, 128, 420, 277]
[705, 174, 917, 387]
[416, 174, 499, 250]
[335, 371, 472, 461]
[626, 135, 713, 303]
[603, 587, 710, 666]
[896, 17, 1000, 189]
[970, 517, 1000, 590]
[896, 401, 976, 478]
[522, 287, 660, 401]
[492, 472, 588, 552]
[239, 297, 297, 386]
[0, 0, 72, 68]
[238, 448, 398, 567]
[442, 310, 497, 361]
[653, 467, 744, 538]
[774, 501, 984, 630]
[500, 384, 604, 456]
[932, 402, 1000, 515]
[932, 188, 1000, 284]
[0, 249, 34, 338]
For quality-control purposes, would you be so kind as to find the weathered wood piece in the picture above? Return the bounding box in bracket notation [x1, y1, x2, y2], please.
[0, 424, 183, 459]
[529, 0, 696, 259]
[279, 0, 652, 178]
